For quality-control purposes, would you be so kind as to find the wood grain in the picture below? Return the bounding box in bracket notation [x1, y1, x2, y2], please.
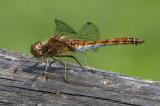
[0, 49, 160, 106]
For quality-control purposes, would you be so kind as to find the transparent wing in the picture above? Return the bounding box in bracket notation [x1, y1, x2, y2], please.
[56, 51, 87, 70]
[54, 19, 100, 41]
[53, 20, 99, 67]
[77, 22, 100, 41]
[53, 19, 87, 68]
[78, 22, 100, 51]
[54, 19, 77, 35]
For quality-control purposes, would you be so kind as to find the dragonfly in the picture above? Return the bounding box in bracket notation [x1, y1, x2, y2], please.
[30, 19, 144, 79]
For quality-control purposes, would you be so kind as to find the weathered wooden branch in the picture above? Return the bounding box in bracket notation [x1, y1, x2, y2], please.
[0, 49, 160, 106]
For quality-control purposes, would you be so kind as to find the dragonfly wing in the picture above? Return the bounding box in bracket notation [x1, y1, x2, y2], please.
[78, 22, 100, 41]
[54, 19, 100, 41]
[78, 22, 100, 51]
[54, 19, 100, 51]
[54, 19, 77, 36]
[56, 51, 87, 69]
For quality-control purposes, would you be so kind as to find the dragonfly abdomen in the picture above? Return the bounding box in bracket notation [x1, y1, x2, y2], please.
[73, 37, 144, 52]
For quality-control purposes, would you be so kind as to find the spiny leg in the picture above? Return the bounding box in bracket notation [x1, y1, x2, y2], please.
[51, 57, 68, 81]
[32, 59, 49, 80]
[49, 59, 56, 67]
[55, 55, 85, 82]
[56, 55, 85, 71]
[51, 57, 66, 69]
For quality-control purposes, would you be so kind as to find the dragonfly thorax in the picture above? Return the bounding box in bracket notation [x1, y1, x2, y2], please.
[45, 36, 74, 57]
[31, 36, 75, 59]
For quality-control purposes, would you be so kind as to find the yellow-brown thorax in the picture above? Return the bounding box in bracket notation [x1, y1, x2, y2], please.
[30, 36, 74, 59]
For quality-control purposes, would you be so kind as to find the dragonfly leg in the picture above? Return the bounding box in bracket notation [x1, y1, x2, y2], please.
[40, 59, 49, 80]
[24, 56, 38, 71]
[56, 55, 85, 71]
[51, 57, 70, 82]
[31, 61, 40, 70]
[49, 59, 56, 67]
[32, 59, 49, 80]
[44, 59, 49, 71]
[51, 57, 66, 68]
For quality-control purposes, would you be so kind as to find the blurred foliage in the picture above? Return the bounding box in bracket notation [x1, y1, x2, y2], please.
[0, 0, 160, 81]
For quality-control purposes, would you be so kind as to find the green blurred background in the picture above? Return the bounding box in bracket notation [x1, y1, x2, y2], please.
[0, 0, 160, 81]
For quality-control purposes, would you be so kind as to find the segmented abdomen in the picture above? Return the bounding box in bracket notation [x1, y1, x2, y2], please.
[69, 37, 144, 52]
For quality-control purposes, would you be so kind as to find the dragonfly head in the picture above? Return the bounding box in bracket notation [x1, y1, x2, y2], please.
[31, 41, 44, 58]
